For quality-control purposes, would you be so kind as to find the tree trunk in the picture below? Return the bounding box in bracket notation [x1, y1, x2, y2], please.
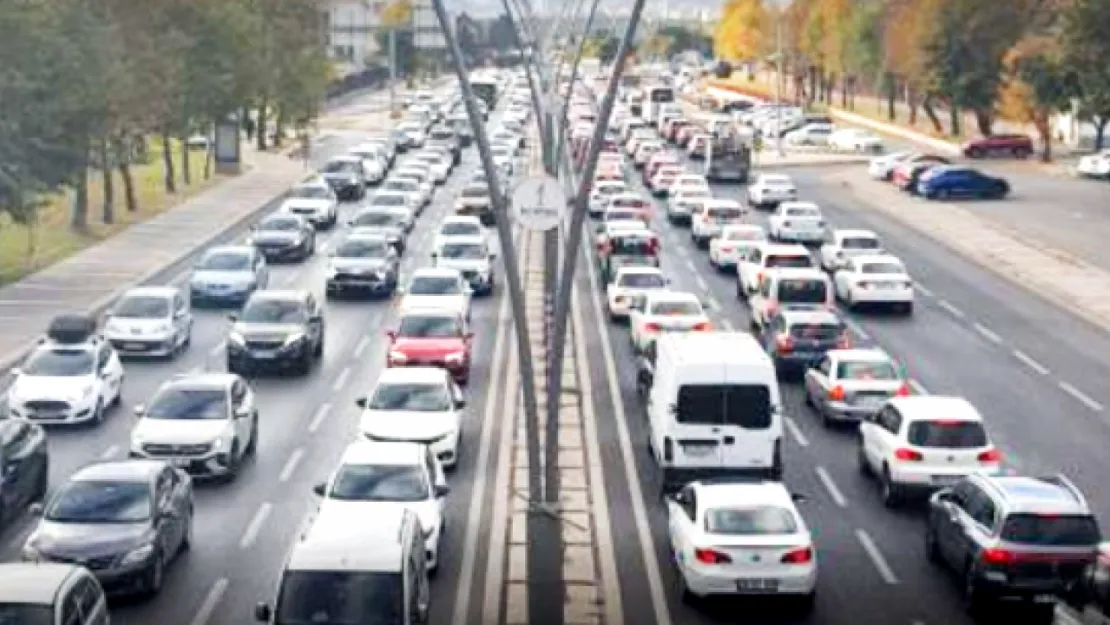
[908, 87, 919, 126]
[115, 135, 138, 212]
[922, 94, 944, 134]
[1035, 115, 1052, 162]
[204, 129, 214, 180]
[180, 135, 192, 186]
[161, 130, 177, 193]
[885, 75, 896, 121]
[100, 138, 114, 225]
[807, 67, 817, 106]
[256, 99, 269, 150]
[947, 97, 962, 137]
[1096, 117, 1108, 151]
[273, 110, 285, 148]
[840, 76, 848, 109]
[70, 143, 90, 232]
[973, 109, 993, 137]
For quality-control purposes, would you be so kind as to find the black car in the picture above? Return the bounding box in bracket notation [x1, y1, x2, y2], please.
[325, 233, 400, 298]
[226, 290, 325, 375]
[426, 126, 461, 165]
[22, 460, 193, 596]
[449, 117, 474, 147]
[319, 157, 367, 201]
[249, 213, 315, 262]
[0, 420, 49, 527]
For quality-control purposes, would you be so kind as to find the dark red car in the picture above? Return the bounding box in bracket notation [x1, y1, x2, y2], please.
[386, 309, 473, 384]
[667, 120, 691, 143]
[962, 134, 1034, 159]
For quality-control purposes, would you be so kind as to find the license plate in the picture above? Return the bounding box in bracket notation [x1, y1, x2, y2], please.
[682, 444, 715, 457]
[856, 396, 885, 408]
[171, 458, 192, 468]
[876, 282, 896, 289]
[33, 411, 64, 420]
[124, 342, 147, 350]
[251, 351, 277, 359]
[736, 579, 779, 592]
[932, 475, 961, 486]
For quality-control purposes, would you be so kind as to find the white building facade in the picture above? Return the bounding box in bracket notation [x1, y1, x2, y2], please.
[326, 0, 445, 69]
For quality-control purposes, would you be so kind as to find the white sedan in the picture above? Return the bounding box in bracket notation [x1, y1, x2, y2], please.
[666, 187, 711, 225]
[668, 174, 710, 199]
[1077, 149, 1110, 179]
[357, 367, 465, 468]
[629, 291, 711, 354]
[605, 267, 668, 321]
[666, 480, 816, 609]
[827, 128, 884, 153]
[832, 254, 914, 314]
[768, 201, 825, 244]
[802, 348, 910, 426]
[399, 268, 473, 321]
[818, 228, 883, 271]
[588, 180, 628, 217]
[709, 224, 767, 270]
[867, 151, 912, 180]
[747, 173, 798, 209]
[783, 123, 834, 147]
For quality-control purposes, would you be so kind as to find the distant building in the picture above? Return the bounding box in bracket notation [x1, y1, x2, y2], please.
[410, 0, 446, 51]
[325, 0, 444, 68]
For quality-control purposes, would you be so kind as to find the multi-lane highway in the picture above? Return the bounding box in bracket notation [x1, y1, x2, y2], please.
[569, 135, 1110, 625]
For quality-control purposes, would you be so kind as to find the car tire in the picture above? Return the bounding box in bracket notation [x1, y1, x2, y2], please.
[33, 461, 49, 501]
[246, 417, 259, 456]
[298, 350, 313, 375]
[880, 466, 901, 508]
[963, 562, 986, 615]
[145, 551, 165, 596]
[679, 573, 697, 604]
[180, 510, 194, 553]
[857, 443, 871, 475]
[925, 523, 942, 565]
[314, 338, 324, 359]
[90, 400, 105, 426]
[224, 442, 242, 482]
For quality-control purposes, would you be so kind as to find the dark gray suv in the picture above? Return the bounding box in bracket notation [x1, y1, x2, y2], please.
[226, 290, 325, 375]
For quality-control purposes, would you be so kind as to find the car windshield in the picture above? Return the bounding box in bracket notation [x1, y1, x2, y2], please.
[649, 300, 700, 316]
[860, 262, 905, 275]
[368, 383, 452, 411]
[198, 252, 250, 271]
[837, 361, 898, 380]
[906, 420, 988, 448]
[260, 217, 300, 231]
[114, 295, 170, 319]
[789, 322, 843, 339]
[383, 180, 415, 191]
[240, 299, 307, 324]
[442, 222, 480, 237]
[612, 198, 646, 209]
[842, 237, 880, 249]
[22, 349, 94, 377]
[328, 464, 429, 502]
[46, 480, 151, 523]
[354, 212, 400, 227]
[707, 207, 743, 220]
[0, 605, 53, 625]
[370, 195, 406, 207]
[409, 276, 462, 295]
[598, 185, 624, 195]
[785, 207, 819, 218]
[619, 273, 666, 288]
[1000, 514, 1101, 547]
[289, 186, 331, 200]
[777, 279, 828, 304]
[606, 210, 641, 222]
[335, 239, 389, 258]
[462, 186, 489, 198]
[766, 255, 813, 269]
[398, 315, 461, 338]
[705, 506, 798, 535]
[439, 243, 486, 260]
[275, 571, 402, 625]
[146, 387, 227, 420]
[323, 161, 359, 174]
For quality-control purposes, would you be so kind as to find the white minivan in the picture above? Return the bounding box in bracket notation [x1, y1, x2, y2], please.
[646, 332, 784, 493]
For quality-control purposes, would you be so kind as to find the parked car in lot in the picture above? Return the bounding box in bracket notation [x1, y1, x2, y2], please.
[918, 166, 1010, 200]
[962, 133, 1034, 159]
[1077, 149, 1110, 179]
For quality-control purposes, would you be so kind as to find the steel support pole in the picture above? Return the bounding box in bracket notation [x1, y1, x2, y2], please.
[546, 0, 648, 500]
[388, 28, 397, 113]
[553, 0, 602, 172]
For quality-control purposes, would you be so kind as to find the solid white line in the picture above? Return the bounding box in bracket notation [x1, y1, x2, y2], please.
[1012, 349, 1050, 375]
[353, 336, 370, 358]
[331, 366, 351, 392]
[913, 283, 934, 297]
[99, 445, 119, 460]
[909, 379, 929, 395]
[308, 402, 332, 433]
[1058, 381, 1104, 412]
[239, 502, 273, 549]
[784, 417, 809, 448]
[695, 275, 709, 291]
[279, 272, 300, 286]
[279, 448, 305, 483]
[855, 529, 899, 584]
[842, 317, 871, 341]
[1056, 605, 1085, 625]
[972, 322, 1002, 344]
[936, 299, 966, 319]
[720, 318, 735, 331]
[684, 258, 696, 272]
[188, 578, 230, 625]
[209, 340, 226, 357]
[814, 466, 847, 508]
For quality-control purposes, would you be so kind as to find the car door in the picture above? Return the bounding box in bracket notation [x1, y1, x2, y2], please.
[96, 344, 123, 402]
[305, 294, 325, 347]
[231, 379, 254, 444]
[154, 470, 184, 556]
[253, 252, 269, 287]
[866, 406, 902, 470]
[833, 260, 855, 298]
[804, 355, 834, 410]
[72, 574, 108, 625]
[937, 482, 982, 565]
[752, 276, 775, 327]
[740, 248, 762, 292]
[172, 292, 192, 342]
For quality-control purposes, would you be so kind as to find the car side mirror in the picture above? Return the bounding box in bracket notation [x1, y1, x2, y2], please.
[455, 397, 467, 409]
[255, 603, 272, 622]
[489, 252, 497, 260]
[134, 404, 146, 417]
[934, 489, 953, 503]
[791, 493, 808, 503]
[313, 483, 326, 497]
[29, 502, 44, 516]
[355, 397, 368, 409]
[430, 251, 438, 259]
[227, 313, 238, 322]
[435, 484, 450, 498]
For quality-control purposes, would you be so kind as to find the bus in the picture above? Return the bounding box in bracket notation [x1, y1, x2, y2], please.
[471, 76, 499, 109]
[644, 85, 676, 124]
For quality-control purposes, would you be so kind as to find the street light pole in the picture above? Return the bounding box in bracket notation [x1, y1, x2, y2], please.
[388, 27, 398, 113]
[774, 4, 785, 157]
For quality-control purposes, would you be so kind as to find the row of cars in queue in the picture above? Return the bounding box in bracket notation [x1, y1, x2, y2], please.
[561, 78, 1107, 621]
[0, 70, 533, 625]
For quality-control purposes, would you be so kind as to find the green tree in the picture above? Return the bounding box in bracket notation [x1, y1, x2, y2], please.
[1061, 0, 1110, 150]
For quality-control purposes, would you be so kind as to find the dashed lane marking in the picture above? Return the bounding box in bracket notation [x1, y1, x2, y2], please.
[189, 578, 229, 625]
[331, 366, 351, 392]
[308, 402, 332, 433]
[279, 448, 305, 483]
[684, 258, 696, 272]
[1012, 349, 1050, 375]
[842, 317, 871, 341]
[720, 318, 734, 331]
[353, 336, 370, 358]
[973, 322, 1002, 344]
[913, 283, 934, 297]
[784, 417, 809, 448]
[909, 379, 929, 395]
[855, 529, 899, 584]
[695, 275, 708, 291]
[238, 502, 272, 549]
[815, 466, 847, 508]
[99, 445, 119, 460]
[936, 299, 966, 319]
[1058, 381, 1104, 412]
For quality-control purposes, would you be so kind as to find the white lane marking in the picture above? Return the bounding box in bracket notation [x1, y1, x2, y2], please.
[1057, 605, 1084, 625]
[278, 272, 300, 286]
[99, 445, 120, 460]
[695, 275, 709, 291]
[784, 417, 809, 448]
[706, 296, 720, 311]
[842, 317, 871, 341]
[684, 258, 696, 272]
[209, 340, 226, 357]
[308, 402, 332, 433]
[913, 283, 934, 297]
[1012, 349, 1050, 375]
[972, 323, 1002, 344]
[279, 448, 305, 483]
[1058, 381, 1104, 412]
[353, 336, 370, 358]
[909, 379, 929, 395]
[814, 466, 847, 508]
[189, 578, 230, 625]
[855, 529, 899, 584]
[331, 366, 351, 392]
[936, 299, 966, 319]
[239, 502, 273, 549]
[720, 318, 734, 331]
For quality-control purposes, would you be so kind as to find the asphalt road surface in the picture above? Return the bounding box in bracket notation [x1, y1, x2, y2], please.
[573, 147, 1110, 625]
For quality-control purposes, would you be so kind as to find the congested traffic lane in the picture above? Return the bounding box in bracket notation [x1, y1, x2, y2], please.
[0, 109, 515, 625]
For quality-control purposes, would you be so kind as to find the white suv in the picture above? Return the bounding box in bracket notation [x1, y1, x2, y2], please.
[357, 367, 465, 468]
[747, 173, 798, 209]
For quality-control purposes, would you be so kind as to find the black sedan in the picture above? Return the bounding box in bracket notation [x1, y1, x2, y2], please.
[0, 420, 49, 527]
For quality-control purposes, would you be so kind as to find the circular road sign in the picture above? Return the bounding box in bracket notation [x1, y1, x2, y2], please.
[512, 174, 566, 231]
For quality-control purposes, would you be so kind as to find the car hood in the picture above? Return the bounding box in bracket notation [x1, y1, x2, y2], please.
[436, 258, 489, 272]
[282, 199, 331, 212]
[232, 322, 305, 342]
[317, 499, 440, 535]
[352, 225, 403, 239]
[105, 316, 172, 336]
[400, 295, 467, 314]
[360, 410, 460, 440]
[331, 258, 389, 272]
[30, 520, 152, 561]
[252, 230, 302, 243]
[9, 375, 96, 404]
[191, 270, 255, 286]
[392, 337, 466, 356]
[133, 418, 229, 446]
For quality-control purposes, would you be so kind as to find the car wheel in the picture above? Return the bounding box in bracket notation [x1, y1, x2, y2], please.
[90, 400, 105, 426]
[145, 551, 165, 596]
[246, 417, 259, 455]
[224, 442, 242, 481]
[963, 562, 985, 615]
[298, 349, 313, 375]
[857, 443, 871, 475]
[925, 523, 942, 565]
[880, 466, 901, 508]
[314, 338, 324, 359]
[180, 510, 194, 553]
[679, 571, 697, 604]
[33, 461, 49, 501]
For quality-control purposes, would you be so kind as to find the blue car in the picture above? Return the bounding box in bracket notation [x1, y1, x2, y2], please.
[917, 166, 1009, 200]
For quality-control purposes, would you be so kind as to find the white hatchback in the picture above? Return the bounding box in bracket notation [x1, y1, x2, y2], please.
[832, 254, 914, 314]
[769, 201, 825, 244]
[628, 291, 711, 354]
[357, 367, 465, 468]
[709, 224, 767, 270]
[605, 267, 668, 321]
[399, 268, 473, 322]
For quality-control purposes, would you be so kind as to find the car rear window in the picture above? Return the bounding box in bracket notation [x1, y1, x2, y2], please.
[861, 262, 905, 275]
[776, 279, 828, 304]
[705, 506, 798, 535]
[1000, 514, 1100, 546]
[707, 207, 743, 220]
[785, 207, 819, 217]
[788, 323, 842, 340]
[837, 361, 898, 380]
[675, 384, 773, 429]
[765, 254, 813, 269]
[842, 237, 880, 250]
[906, 420, 988, 448]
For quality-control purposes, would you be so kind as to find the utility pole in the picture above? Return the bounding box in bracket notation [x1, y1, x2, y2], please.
[389, 27, 398, 114]
[774, 1, 785, 157]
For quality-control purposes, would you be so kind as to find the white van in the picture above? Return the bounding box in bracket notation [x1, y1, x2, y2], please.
[0, 563, 108, 625]
[646, 332, 784, 492]
[748, 267, 834, 331]
[256, 507, 430, 625]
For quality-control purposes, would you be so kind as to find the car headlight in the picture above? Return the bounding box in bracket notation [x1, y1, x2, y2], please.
[389, 350, 408, 363]
[444, 351, 466, 364]
[228, 331, 246, 346]
[156, 323, 173, 334]
[120, 543, 155, 566]
[283, 332, 307, 347]
[211, 437, 228, 451]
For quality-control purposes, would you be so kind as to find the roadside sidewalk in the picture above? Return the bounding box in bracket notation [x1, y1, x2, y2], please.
[0, 147, 307, 373]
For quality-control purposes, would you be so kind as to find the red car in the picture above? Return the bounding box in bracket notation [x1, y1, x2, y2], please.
[386, 309, 473, 384]
[677, 125, 699, 148]
[962, 134, 1033, 159]
[668, 120, 691, 143]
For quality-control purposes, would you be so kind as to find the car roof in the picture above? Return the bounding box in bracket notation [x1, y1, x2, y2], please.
[204, 245, 253, 257]
[779, 308, 841, 325]
[163, 372, 237, 391]
[287, 507, 411, 572]
[825, 348, 892, 363]
[247, 289, 307, 303]
[437, 236, 485, 247]
[693, 480, 795, 509]
[339, 440, 425, 466]
[0, 563, 82, 604]
[616, 266, 664, 276]
[646, 290, 700, 304]
[411, 267, 463, 278]
[888, 395, 982, 422]
[757, 242, 811, 256]
[780, 201, 821, 211]
[981, 475, 1091, 516]
[442, 215, 481, 225]
[121, 286, 178, 299]
[375, 366, 450, 385]
[343, 232, 391, 243]
[73, 459, 163, 482]
[853, 254, 903, 267]
[769, 267, 826, 281]
[834, 229, 877, 239]
[722, 224, 764, 234]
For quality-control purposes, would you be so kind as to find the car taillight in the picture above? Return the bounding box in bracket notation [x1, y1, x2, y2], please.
[645, 322, 661, 332]
[895, 383, 911, 397]
[828, 385, 845, 401]
[720, 245, 733, 252]
[978, 448, 1002, 463]
[692, 322, 711, 331]
[781, 546, 813, 564]
[695, 548, 733, 565]
[893, 448, 923, 461]
[776, 335, 794, 352]
[757, 272, 765, 283]
[766, 303, 778, 317]
[981, 548, 1016, 565]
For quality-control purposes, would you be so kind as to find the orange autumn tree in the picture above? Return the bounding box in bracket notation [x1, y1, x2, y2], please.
[713, 0, 767, 64]
[997, 34, 1071, 161]
[882, 0, 941, 130]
